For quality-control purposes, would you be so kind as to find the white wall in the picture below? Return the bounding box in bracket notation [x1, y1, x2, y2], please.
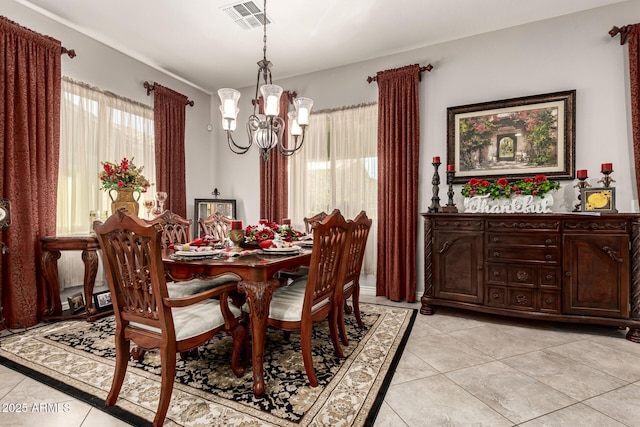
[4, 1, 217, 226]
[215, 1, 640, 297]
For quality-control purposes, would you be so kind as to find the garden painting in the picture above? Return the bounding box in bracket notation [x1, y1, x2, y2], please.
[447, 91, 575, 183]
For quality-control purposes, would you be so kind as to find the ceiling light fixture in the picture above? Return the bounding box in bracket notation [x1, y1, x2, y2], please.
[217, 0, 313, 162]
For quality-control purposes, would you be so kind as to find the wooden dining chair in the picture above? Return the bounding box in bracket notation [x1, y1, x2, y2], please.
[94, 209, 247, 427]
[303, 211, 328, 234]
[199, 211, 233, 240]
[243, 209, 351, 387]
[146, 209, 192, 248]
[338, 211, 372, 346]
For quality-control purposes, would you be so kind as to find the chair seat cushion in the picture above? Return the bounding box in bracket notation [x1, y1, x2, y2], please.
[166, 273, 240, 298]
[133, 299, 241, 341]
[242, 276, 330, 322]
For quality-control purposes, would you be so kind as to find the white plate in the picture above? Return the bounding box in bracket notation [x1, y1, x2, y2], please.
[295, 241, 314, 247]
[262, 247, 300, 254]
[175, 250, 218, 257]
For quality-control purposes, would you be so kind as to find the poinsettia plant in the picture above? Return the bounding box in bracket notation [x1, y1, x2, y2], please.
[98, 157, 151, 192]
[461, 174, 560, 199]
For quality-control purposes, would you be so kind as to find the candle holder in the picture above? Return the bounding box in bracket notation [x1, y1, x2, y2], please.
[440, 171, 458, 213]
[573, 176, 591, 212]
[229, 229, 245, 252]
[598, 170, 616, 188]
[428, 161, 441, 213]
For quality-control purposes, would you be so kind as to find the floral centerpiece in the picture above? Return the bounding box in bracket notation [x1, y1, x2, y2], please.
[461, 174, 560, 199]
[244, 222, 303, 248]
[461, 174, 560, 214]
[98, 157, 151, 192]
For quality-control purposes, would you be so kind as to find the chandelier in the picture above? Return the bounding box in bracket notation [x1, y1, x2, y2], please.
[217, 0, 313, 162]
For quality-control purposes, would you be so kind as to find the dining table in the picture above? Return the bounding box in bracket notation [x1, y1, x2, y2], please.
[161, 247, 312, 397]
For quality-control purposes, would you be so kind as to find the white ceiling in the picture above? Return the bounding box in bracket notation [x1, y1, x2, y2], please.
[16, 0, 628, 94]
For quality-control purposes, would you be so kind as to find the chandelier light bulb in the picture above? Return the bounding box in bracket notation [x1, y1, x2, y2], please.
[294, 97, 313, 126]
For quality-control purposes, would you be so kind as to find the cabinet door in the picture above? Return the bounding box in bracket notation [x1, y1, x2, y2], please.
[433, 231, 483, 303]
[563, 234, 630, 318]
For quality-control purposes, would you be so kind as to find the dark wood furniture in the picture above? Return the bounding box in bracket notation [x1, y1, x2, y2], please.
[40, 235, 109, 321]
[147, 210, 193, 247]
[421, 213, 640, 342]
[94, 210, 246, 427]
[162, 246, 312, 397]
[198, 211, 233, 240]
[254, 209, 349, 387]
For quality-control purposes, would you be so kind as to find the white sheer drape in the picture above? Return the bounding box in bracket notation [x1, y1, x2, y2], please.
[289, 103, 378, 274]
[57, 78, 155, 289]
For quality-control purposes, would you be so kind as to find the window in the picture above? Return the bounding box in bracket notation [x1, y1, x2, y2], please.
[289, 103, 377, 274]
[56, 78, 155, 290]
[58, 78, 155, 235]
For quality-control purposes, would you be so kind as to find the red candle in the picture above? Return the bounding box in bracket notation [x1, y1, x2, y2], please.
[231, 220, 243, 230]
[258, 219, 268, 225]
[601, 163, 613, 173]
[282, 218, 291, 225]
[447, 164, 455, 172]
[576, 169, 588, 179]
[433, 156, 441, 164]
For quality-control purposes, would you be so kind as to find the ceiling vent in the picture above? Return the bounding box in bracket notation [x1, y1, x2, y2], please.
[222, 1, 271, 30]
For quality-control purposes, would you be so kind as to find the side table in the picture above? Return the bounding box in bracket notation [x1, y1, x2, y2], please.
[40, 235, 110, 321]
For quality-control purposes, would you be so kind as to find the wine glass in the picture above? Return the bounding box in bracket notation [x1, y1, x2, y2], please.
[143, 199, 155, 219]
[155, 191, 168, 212]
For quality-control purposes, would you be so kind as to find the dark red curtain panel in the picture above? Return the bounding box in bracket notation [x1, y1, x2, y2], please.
[375, 64, 420, 302]
[153, 83, 187, 217]
[259, 92, 289, 222]
[628, 25, 640, 197]
[0, 17, 61, 328]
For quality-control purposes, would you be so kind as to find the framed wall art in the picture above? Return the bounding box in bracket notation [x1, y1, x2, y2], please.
[581, 187, 617, 213]
[447, 90, 576, 183]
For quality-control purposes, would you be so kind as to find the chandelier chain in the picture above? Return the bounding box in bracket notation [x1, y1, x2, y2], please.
[262, 0, 268, 63]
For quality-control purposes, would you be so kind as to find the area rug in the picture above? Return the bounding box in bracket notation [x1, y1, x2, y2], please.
[0, 303, 415, 426]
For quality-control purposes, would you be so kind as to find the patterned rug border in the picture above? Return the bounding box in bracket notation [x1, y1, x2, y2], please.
[0, 304, 417, 426]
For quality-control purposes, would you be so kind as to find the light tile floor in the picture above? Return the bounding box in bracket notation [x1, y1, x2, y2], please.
[1, 296, 640, 426]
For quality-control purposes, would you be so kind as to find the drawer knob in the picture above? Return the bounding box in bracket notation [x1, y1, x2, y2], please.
[493, 251, 500, 257]
[493, 270, 500, 276]
[545, 254, 553, 260]
[492, 292, 500, 299]
[493, 237, 499, 243]
[546, 274, 553, 280]
[545, 298, 553, 305]
[545, 239, 552, 245]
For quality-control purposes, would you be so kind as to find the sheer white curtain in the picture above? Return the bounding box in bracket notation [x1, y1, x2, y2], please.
[289, 103, 378, 274]
[57, 78, 155, 289]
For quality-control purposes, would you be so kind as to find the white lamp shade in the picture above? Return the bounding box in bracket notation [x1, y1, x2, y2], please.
[294, 97, 313, 126]
[218, 88, 240, 120]
[260, 84, 283, 117]
[288, 111, 302, 136]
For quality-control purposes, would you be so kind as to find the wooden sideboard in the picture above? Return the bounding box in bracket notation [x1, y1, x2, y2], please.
[421, 213, 640, 342]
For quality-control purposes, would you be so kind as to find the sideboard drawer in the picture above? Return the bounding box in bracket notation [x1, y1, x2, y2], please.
[507, 287, 535, 311]
[487, 233, 559, 247]
[488, 247, 560, 263]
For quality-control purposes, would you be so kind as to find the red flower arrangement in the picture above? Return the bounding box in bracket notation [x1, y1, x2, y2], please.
[98, 157, 151, 192]
[461, 174, 560, 199]
[244, 222, 303, 244]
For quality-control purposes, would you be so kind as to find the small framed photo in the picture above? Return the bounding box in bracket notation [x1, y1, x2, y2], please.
[581, 187, 617, 213]
[93, 290, 113, 312]
[67, 292, 85, 314]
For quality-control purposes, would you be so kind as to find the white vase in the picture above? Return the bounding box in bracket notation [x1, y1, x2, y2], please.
[463, 194, 554, 214]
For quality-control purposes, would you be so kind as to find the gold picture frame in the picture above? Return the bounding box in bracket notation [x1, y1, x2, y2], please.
[581, 187, 617, 213]
[447, 90, 576, 183]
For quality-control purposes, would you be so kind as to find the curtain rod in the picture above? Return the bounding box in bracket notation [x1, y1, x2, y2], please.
[609, 25, 632, 45]
[366, 64, 433, 84]
[61, 47, 76, 58]
[312, 101, 377, 115]
[143, 81, 194, 107]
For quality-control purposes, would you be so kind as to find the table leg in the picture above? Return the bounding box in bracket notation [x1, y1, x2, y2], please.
[41, 249, 62, 317]
[237, 279, 277, 398]
[82, 249, 99, 319]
